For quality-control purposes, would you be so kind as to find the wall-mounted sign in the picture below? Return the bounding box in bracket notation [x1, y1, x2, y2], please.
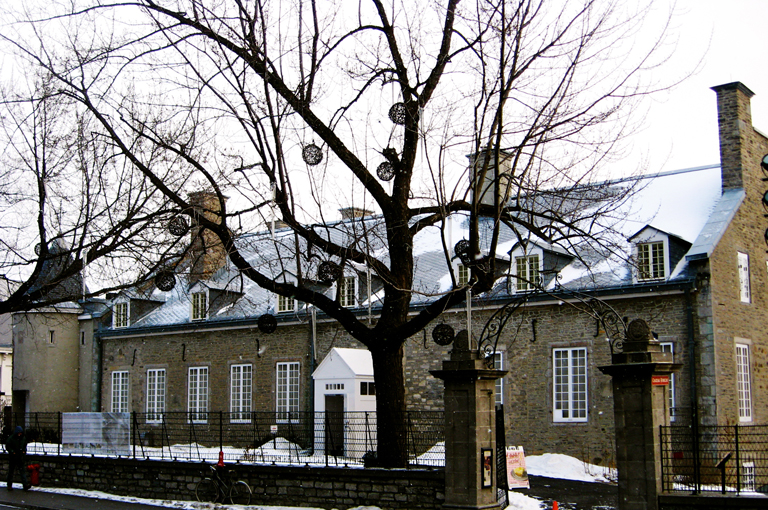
[481, 449, 493, 488]
[652, 375, 670, 386]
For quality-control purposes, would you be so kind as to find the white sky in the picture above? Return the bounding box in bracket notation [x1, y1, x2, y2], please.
[615, 0, 768, 175]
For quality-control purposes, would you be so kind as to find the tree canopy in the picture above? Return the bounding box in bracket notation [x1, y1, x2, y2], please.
[0, 0, 672, 466]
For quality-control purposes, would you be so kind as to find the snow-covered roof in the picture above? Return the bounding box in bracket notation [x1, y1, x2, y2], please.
[105, 163, 730, 332]
[312, 348, 374, 380]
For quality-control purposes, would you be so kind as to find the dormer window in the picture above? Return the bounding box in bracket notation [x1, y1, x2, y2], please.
[339, 276, 356, 307]
[191, 291, 207, 321]
[515, 255, 540, 292]
[113, 302, 129, 328]
[277, 294, 295, 313]
[638, 242, 665, 281]
[457, 264, 470, 286]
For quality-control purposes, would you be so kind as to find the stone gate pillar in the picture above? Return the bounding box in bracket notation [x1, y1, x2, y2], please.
[431, 330, 507, 510]
[598, 319, 681, 510]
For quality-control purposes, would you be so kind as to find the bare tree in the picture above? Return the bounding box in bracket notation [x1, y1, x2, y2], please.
[1, 0, 671, 466]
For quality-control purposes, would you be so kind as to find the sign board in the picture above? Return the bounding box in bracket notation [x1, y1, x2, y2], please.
[652, 375, 670, 386]
[505, 446, 529, 489]
[270, 425, 278, 434]
[61, 413, 130, 456]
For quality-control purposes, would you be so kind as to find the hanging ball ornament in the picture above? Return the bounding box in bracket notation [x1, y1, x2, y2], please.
[377, 162, 395, 181]
[168, 216, 189, 237]
[258, 313, 277, 334]
[155, 271, 176, 292]
[302, 144, 323, 166]
[388, 102, 407, 125]
[454, 239, 471, 265]
[318, 261, 342, 285]
[432, 324, 455, 346]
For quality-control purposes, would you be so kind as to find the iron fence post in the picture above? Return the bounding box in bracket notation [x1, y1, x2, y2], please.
[735, 425, 740, 493]
[57, 412, 61, 456]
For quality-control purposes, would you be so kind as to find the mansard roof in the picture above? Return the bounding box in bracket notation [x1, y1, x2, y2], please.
[103, 163, 728, 333]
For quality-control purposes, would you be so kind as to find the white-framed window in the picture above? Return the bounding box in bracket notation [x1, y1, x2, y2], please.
[553, 348, 588, 422]
[360, 381, 375, 396]
[191, 291, 207, 320]
[457, 264, 470, 286]
[736, 343, 752, 422]
[230, 364, 252, 423]
[277, 294, 295, 313]
[492, 351, 504, 406]
[661, 342, 677, 421]
[339, 276, 356, 307]
[638, 242, 665, 281]
[188, 367, 209, 423]
[738, 252, 750, 303]
[276, 362, 300, 422]
[515, 255, 540, 291]
[111, 371, 129, 413]
[743, 461, 756, 491]
[113, 302, 129, 328]
[146, 369, 166, 423]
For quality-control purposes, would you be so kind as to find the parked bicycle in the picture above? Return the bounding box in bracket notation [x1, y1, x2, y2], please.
[195, 464, 252, 505]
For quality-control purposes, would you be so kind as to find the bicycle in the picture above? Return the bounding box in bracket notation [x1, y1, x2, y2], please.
[195, 464, 252, 505]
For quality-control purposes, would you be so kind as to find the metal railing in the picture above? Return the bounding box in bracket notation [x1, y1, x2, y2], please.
[4, 411, 445, 468]
[661, 424, 768, 493]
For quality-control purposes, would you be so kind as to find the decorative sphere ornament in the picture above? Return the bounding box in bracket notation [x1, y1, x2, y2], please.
[377, 162, 395, 181]
[258, 313, 277, 334]
[302, 144, 323, 166]
[155, 271, 176, 292]
[168, 216, 189, 236]
[388, 102, 407, 125]
[318, 261, 342, 284]
[454, 239, 471, 264]
[432, 324, 455, 346]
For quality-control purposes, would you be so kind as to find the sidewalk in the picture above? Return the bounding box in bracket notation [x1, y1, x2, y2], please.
[0, 486, 168, 510]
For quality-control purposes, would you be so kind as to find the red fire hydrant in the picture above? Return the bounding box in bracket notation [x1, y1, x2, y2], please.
[26, 464, 40, 486]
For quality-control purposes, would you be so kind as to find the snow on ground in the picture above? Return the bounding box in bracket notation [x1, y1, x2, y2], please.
[1, 452, 615, 510]
[525, 453, 616, 483]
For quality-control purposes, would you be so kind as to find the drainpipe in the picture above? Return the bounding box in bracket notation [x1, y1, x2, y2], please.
[685, 286, 700, 492]
[92, 328, 103, 412]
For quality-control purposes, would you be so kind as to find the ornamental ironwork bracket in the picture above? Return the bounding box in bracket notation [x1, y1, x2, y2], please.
[476, 279, 628, 368]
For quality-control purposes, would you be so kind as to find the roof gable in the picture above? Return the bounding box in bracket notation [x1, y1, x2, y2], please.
[312, 348, 373, 380]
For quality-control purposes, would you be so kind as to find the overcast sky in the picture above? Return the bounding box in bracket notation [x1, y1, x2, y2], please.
[617, 0, 768, 175]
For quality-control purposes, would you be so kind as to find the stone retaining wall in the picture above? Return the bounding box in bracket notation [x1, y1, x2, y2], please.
[9, 454, 445, 510]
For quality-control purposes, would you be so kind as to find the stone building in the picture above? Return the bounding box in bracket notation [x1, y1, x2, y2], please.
[13, 81, 768, 466]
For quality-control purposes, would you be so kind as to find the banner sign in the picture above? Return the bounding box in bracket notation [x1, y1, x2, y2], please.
[62, 413, 131, 455]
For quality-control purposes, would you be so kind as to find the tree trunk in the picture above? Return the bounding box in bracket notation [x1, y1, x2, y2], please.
[371, 342, 408, 468]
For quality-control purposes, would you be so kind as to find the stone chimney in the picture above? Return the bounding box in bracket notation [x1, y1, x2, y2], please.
[339, 207, 374, 220]
[188, 191, 228, 282]
[467, 148, 514, 208]
[711, 82, 756, 192]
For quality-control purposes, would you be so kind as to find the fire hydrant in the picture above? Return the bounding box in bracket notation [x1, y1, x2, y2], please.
[26, 464, 40, 486]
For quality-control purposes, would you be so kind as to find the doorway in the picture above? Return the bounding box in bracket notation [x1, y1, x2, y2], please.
[325, 395, 344, 456]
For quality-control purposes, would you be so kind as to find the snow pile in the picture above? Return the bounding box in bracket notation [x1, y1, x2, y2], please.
[526, 453, 616, 483]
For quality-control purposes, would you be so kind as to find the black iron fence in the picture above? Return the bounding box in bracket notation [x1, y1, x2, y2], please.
[3, 411, 444, 468]
[661, 424, 768, 493]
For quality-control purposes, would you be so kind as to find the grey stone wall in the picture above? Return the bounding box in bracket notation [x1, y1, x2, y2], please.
[12, 454, 444, 510]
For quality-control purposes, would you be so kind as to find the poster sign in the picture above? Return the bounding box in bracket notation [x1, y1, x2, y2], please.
[481, 449, 493, 488]
[506, 446, 530, 489]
